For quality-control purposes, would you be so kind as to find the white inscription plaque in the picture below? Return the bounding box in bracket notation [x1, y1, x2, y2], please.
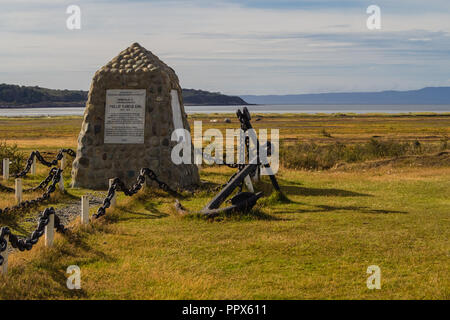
[104, 89, 146, 144]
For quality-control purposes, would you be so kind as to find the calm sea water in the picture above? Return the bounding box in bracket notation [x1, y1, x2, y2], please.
[0, 105, 449, 117]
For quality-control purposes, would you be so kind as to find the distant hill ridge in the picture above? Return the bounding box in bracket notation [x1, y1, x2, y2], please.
[2, 84, 450, 107]
[241, 87, 450, 105]
[0, 83, 248, 107]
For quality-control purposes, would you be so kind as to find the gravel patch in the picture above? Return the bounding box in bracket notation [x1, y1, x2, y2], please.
[3, 192, 106, 255]
[55, 193, 105, 226]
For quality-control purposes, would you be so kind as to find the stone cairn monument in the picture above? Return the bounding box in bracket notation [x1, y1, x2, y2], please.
[71, 42, 200, 189]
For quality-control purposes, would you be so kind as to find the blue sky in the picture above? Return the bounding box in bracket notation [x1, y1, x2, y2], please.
[0, 0, 449, 95]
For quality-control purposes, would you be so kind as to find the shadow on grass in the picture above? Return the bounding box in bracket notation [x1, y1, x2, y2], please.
[316, 205, 407, 214]
[284, 185, 372, 197]
[256, 180, 372, 197]
[114, 202, 169, 222]
[186, 207, 280, 222]
[273, 204, 407, 215]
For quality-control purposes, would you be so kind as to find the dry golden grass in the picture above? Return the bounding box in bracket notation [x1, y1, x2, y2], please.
[0, 165, 448, 300]
[0, 114, 449, 300]
[1, 113, 449, 151]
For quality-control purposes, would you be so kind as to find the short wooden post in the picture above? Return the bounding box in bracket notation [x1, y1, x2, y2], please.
[244, 175, 254, 193]
[81, 195, 89, 224]
[15, 178, 23, 204]
[61, 154, 66, 170]
[31, 156, 36, 176]
[252, 166, 261, 183]
[0, 235, 8, 276]
[109, 179, 116, 208]
[58, 174, 64, 193]
[2, 158, 9, 180]
[45, 214, 54, 247]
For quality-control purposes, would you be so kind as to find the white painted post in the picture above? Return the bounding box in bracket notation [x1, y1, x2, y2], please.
[15, 178, 23, 204]
[252, 166, 261, 183]
[0, 235, 8, 276]
[58, 173, 64, 193]
[109, 179, 116, 208]
[244, 175, 254, 193]
[45, 214, 54, 247]
[2, 158, 9, 180]
[81, 195, 89, 224]
[31, 156, 36, 176]
[61, 154, 66, 170]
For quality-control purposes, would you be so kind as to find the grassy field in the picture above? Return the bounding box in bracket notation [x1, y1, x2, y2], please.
[0, 113, 449, 299]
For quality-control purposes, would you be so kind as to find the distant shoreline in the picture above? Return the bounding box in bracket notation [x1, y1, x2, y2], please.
[0, 104, 85, 109]
[0, 103, 252, 109]
[1, 105, 449, 117]
[0, 103, 450, 112]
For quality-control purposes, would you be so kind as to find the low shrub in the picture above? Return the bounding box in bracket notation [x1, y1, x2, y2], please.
[281, 138, 439, 170]
[0, 141, 25, 174]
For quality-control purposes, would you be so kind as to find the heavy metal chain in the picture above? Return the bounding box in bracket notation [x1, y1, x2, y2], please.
[0, 167, 60, 194]
[23, 167, 60, 193]
[0, 183, 14, 193]
[93, 168, 181, 219]
[15, 148, 75, 178]
[0, 169, 63, 215]
[0, 207, 65, 265]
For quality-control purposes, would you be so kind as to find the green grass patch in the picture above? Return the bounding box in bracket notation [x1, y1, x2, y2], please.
[1, 166, 448, 299]
[0, 114, 449, 299]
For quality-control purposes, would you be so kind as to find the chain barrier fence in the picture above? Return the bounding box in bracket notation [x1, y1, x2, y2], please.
[14, 148, 76, 178]
[0, 159, 180, 275]
[0, 108, 280, 275]
[0, 207, 65, 261]
[93, 168, 181, 218]
[0, 167, 60, 194]
[0, 168, 63, 215]
[0, 148, 75, 199]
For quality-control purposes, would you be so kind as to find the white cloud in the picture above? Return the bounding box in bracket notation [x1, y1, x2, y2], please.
[0, 0, 449, 94]
[408, 38, 432, 42]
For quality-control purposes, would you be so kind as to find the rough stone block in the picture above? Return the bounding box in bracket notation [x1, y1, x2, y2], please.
[72, 43, 199, 189]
